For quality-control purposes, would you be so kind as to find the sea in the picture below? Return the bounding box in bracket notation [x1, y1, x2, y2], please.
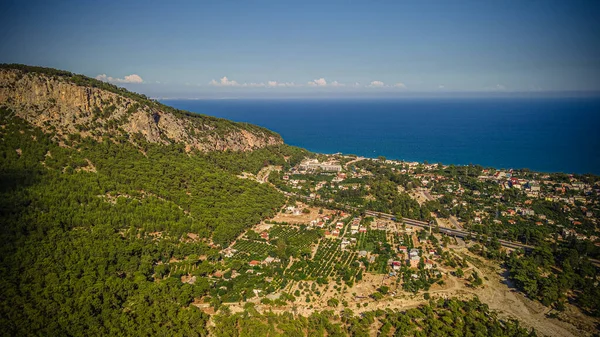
[162, 97, 600, 175]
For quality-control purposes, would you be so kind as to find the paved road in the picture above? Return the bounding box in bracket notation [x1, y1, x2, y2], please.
[364, 210, 600, 268]
[277, 188, 600, 268]
[344, 156, 366, 170]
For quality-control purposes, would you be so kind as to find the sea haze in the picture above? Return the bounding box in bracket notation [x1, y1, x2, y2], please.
[163, 98, 600, 175]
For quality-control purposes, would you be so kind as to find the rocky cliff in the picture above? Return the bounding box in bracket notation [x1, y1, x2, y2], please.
[0, 65, 283, 152]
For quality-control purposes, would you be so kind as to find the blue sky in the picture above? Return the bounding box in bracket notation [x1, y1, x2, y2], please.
[1, 0, 599, 98]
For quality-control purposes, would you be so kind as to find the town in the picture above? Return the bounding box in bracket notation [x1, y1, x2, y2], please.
[166, 154, 600, 335]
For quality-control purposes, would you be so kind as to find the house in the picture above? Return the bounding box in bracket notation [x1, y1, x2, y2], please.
[529, 183, 541, 192]
[410, 256, 420, 268]
[391, 261, 402, 271]
[223, 248, 237, 258]
[409, 249, 419, 258]
[260, 232, 269, 240]
[399, 246, 408, 254]
[521, 208, 535, 216]
[358, 250, 368, 257]
[423, 259, 434, 270]
[336, 222, 344, 229]
[263, 256, 275, 264]
[249, 260, 260, 267]
[359, 226, 367, 233]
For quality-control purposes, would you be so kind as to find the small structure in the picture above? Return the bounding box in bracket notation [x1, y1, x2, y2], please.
[410, 256, 420, 268]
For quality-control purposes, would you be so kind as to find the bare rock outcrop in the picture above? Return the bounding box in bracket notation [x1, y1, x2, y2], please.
[0, 67, 283, 151]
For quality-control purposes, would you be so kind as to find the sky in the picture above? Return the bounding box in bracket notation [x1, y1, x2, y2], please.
[1, 0, 599, 98]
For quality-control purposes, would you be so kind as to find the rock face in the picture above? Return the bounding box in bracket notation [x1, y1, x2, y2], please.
[0, 68, 283, 151]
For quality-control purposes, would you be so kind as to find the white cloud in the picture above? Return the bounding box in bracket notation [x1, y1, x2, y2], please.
[96, 73, 144, 84]
[242, 82, 266, 87]
[495, 84, 506, 91]
[209, 76, 240, 86]
[394, 82, 407, 89]
[369, 80, 385, 87]
[266, 81, 297, 87]
[353, 82, 361, 87]
[438, 85, 445, 89]
[308, 78, 327, 86]
[330, 81, 345, 87]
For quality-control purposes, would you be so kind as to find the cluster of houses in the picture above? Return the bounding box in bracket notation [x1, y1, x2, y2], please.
[388, 245, 436, 271]
[248, 256, 282, 267]
[349, 217, 367, 235]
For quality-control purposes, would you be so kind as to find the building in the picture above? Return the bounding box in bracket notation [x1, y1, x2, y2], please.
[298, 159, 342, 172]
[410, 256, 420, 268]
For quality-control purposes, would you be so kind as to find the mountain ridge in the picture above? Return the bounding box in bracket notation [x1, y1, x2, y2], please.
[0, 64, 282, 152]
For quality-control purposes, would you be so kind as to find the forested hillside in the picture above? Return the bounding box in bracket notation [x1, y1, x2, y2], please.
[0, 108, 303, 335]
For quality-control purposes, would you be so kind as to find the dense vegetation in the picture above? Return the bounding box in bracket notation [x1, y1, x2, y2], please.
[505, 242, 600, 316]
[0, 109, 291, 335]
[213, 298, 535, 337]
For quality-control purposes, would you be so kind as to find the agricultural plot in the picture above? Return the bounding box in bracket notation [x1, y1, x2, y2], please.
[231, 239, 274, 260]
[357, 229, 388, 251]
[366, 253, 390, 274]
[269, 225, 321, 254]
[284, 238, 360, 284]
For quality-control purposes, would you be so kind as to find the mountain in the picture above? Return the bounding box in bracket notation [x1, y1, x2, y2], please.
[0, 64, 282, 152]
[0, 65, 307, 336]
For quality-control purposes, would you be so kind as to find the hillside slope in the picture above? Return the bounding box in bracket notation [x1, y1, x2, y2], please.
[0, 65, 308, 336]
[0, 64, 282, 152]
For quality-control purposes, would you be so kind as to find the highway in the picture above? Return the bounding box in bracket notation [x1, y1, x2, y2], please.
[365, 210, 534, 248]
[278, 188, 600, 267]
[364, 210, 600, 267]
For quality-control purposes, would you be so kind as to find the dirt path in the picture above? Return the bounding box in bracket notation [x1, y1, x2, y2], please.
[256, 165, 281, 184]
[453, 249, 597, 337]
[311, 239, 321, 259]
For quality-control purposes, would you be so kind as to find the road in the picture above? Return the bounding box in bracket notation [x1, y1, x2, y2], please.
[344, 156, 366, 170]
[364, 210, 600, 268]
[256, 165, 281, 184]
[277, 187, 600, 268]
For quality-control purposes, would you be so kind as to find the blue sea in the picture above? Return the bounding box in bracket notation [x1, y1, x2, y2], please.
[163, 98, 600, 175]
